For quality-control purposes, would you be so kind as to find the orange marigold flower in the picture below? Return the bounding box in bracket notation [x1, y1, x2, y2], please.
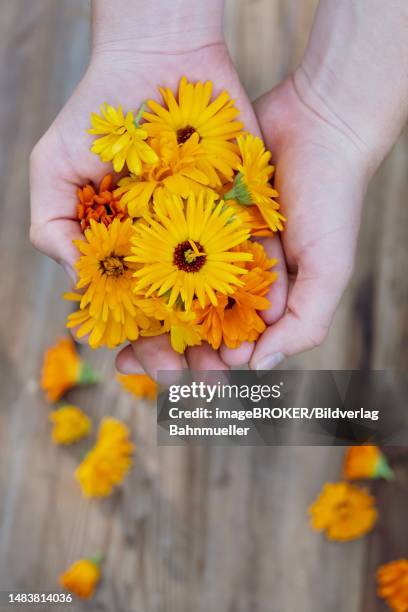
[59, 555, 102, 599]
[75, 418, 134, 498]
[77, 174, 127, 231]
[343, 446, 394, 481]
[49, 405, 91, 445]
[117, 373, 157, 401]
[309, 482, 377, 542]
[194, 241, 278, 349]
[41, 338, 99, 402]
[377, 559, 408, 612]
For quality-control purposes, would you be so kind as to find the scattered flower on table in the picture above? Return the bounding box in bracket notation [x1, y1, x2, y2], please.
[116, 373, 157, 401]
[75, 418, 134, 498]
[41, 338, 99, 402]
[49, 405, 91, 445]
[377, 559, 408, 612]
[343, 445, 395, 481]
[309, 482, 377, 541]
[59, 554, 102, 600]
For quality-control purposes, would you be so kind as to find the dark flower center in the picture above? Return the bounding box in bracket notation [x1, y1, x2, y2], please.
[173, 240, 206, 272]
[226, 297, 236, 309]
[176, 125, 196, 144]
[100, 255, 126, 277]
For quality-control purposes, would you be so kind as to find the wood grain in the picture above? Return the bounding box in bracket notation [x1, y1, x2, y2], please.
[0, 1, 406, 611]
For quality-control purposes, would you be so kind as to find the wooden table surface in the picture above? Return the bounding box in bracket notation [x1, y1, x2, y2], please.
[0, 1, 406, 611]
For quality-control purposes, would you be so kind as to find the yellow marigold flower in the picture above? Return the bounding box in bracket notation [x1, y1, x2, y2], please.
[226, 198, 273, 237]
[41, 338, 99, 402]
[117, 373, 157, 401]
[75, 418, 134, 498]
[309, 482, 377, 542]
[49, 405, 91, 445]
[224, 135, 285, 233]
[59, 555, 102, 599]
[137, 297, 202, 354]
[343, 446, 394, 481]
[115, 132, 211, 218]
[128, 191, 252, 311]
[377, 559, 408, 612]
[194, 241, 278, 349]
[88, 103, 158, 174]
[143, 77, 243, 186]
[65, 219, 155, 349]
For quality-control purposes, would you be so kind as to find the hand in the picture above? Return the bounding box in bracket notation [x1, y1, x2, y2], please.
[30, 38, 288, 378]
[248, 74, 372, 369]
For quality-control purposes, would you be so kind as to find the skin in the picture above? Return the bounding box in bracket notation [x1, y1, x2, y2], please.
[30, 0, 408, 379]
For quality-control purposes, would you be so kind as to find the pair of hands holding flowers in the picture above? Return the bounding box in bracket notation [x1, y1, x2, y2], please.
[30, 1, 407, 379]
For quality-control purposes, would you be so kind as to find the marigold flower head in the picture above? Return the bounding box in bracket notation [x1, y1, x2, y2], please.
[89, 103, 158, 174]
[226, 199, 274, 237]
[41, 338, 99, 402]
[65, 219, 156, 349]
[128, 191, 252, 311]
[194, 241, 278, 349]
[115, 132, 211, 218]
[59, 555, 102, 599]
[75, 418, 134, 498]
[137, 297, 202, 354]
[77, 174, 127, 231]
[49, 405, 91, 445]
[225, 135, 285, 232]
[143, 77, 243, 186]
[377, 559, 408, 612]
[309, 482, 377, 541]
[343, 446, 394, 481]
[117, 373, 157, 401]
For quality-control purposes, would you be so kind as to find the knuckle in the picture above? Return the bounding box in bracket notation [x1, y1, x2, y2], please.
[307, 323, 329, 348]
[30, 134, 49, 172]
[29, 223, 43, 250]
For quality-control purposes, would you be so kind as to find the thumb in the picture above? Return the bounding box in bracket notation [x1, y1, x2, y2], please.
[30, 140, 82, 283]
[249, 259, 352, 369]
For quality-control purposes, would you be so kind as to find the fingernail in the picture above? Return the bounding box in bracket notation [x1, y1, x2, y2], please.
[254, 352, 285, 371]
[62, 263, 77, 286]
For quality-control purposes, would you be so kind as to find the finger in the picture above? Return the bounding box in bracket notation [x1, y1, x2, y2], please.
[249, 262, 352, 370]
[256, 236, 288, 325]
[219, 341, 254, 366]
[186, 343, 229, 371]
[116, 345, 145, 374]
[30, 144, 82, 279]
[30, 218, 81, 283]
[130, 335, 185, 381]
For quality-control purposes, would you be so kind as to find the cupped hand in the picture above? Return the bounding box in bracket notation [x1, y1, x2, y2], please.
[30, 42, 288, 378]
[248, 74, 373, 369]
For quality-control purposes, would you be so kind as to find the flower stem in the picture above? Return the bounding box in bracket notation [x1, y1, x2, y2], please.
[87, 553, 104, 567]
[376, 455, 395, 480]
[134, 101, 147, 127]
[79, 362, 100, 386]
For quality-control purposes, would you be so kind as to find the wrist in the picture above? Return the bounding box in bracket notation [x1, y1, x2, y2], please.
[296, 0, 408, 176]
[91, 0, 225, 57]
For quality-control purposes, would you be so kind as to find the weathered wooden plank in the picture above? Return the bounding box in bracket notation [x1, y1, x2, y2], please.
[0, 1, 406, 611]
